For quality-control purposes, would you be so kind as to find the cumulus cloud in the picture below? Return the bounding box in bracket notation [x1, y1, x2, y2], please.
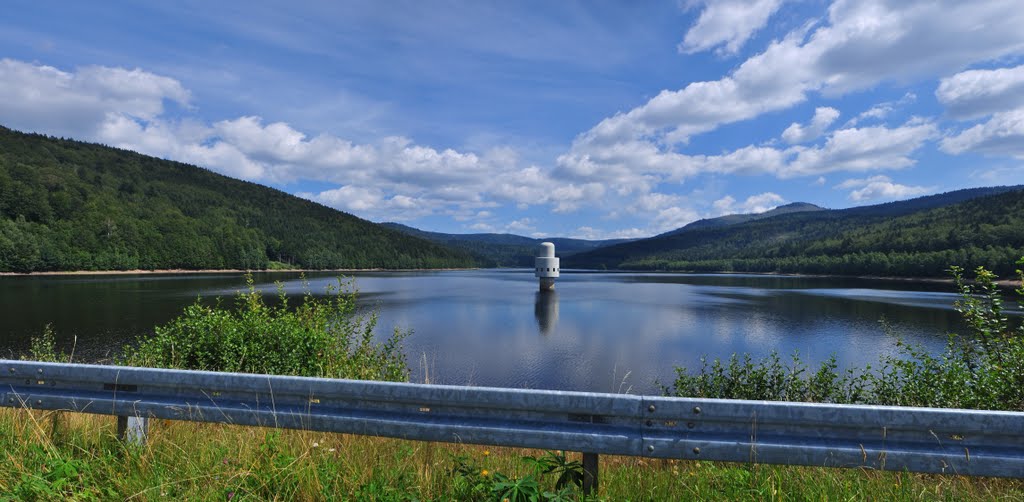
[711, 192, 785, 215]
[0, 59, 602, 223]
[783, 122, 938, 177]
[566, 0, 1024, 183]
[679, 0, 785, 56]
[845, 92, 916, 127]
[835, 175, 931, 201]
[572, 226, 651, 240]
[941, 109, 1024, 159]
[782, 107, 840, 144]
[937, 65, 1024, 160]
[937, 64, 1024, 120]
[0, 58, 190, 139]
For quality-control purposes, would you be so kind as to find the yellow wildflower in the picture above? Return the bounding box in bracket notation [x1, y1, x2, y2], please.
[481, 469, 490, 477]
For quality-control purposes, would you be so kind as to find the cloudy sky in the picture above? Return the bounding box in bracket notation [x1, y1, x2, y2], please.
[2, 1, 1024, 239]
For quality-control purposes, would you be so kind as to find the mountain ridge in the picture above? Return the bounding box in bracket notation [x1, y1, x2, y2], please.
[380, 222, 633, 267]
[565, 185, 1024, 277]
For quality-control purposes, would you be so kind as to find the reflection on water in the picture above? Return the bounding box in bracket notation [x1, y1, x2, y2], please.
[534, 290, 559, 335]
[0, 270, 978, 394]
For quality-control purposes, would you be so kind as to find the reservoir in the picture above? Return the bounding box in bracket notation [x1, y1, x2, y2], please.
[0, 270, 977, 394]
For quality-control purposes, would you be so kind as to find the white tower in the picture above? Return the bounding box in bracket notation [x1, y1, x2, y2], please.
[534, 242, 559, 291]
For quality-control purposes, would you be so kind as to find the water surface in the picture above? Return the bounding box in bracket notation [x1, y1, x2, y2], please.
[0, 270, 975, 394]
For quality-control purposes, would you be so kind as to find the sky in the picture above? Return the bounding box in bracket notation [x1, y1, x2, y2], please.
[2, 0, 1024, 239]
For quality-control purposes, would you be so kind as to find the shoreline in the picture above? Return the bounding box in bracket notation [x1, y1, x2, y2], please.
[0, 267, 478, 277]
[2, 267, 1019, 288]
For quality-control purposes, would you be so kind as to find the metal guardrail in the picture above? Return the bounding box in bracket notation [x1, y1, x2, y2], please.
[3, 359, 1024, 493]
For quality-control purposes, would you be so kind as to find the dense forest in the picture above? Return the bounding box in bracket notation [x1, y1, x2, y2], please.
[0, 127, 481, 272]
[381, 222, 631, 267]
[566, 186, 1024, 277]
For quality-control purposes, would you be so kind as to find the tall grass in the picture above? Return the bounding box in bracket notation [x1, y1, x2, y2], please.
[2, 409, 1023, 501]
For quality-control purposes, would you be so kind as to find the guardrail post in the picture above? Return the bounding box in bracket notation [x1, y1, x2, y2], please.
[582, 452, 598, 495]
[117, 415, 149, 445]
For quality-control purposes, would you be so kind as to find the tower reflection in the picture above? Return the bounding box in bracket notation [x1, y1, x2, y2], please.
[534, 290, 559, 336]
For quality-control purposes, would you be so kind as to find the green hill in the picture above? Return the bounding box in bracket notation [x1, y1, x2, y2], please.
[0, 127, 481, 272]
[658, 202, 826, 235]
[565, 186, 1024, 277]
[380, 222, 632, 267]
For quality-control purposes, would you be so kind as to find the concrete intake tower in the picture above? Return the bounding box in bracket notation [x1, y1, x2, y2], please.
[534, 242, 559, 291]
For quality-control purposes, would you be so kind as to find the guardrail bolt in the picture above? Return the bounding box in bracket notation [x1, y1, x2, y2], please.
[692, 406, 701, 415]
[8, 367, 14, 373]
[37, 369, 43, 374]
[647, 445, 655, 453]
[693, 447, 701, 455]
[35, 400, 42, 406]
[645, 419, 653, 427]
[647, 404, 656, 413]
[687, 422, 695, 429]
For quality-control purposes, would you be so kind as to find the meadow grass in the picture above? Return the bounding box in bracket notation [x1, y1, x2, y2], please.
[2, 408, 1024, 501]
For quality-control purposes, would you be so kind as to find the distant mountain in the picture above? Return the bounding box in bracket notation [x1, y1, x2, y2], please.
[565, 186, 1024, 278]
[380, 223, 633, 267]
[0, 126, 481, 272]
[660, 202, 826, 236]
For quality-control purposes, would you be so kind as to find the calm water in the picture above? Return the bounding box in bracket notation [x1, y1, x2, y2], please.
[0, 270, 981, 394]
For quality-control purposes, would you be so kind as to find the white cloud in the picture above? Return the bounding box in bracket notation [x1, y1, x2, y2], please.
[0, 58, 190, 139]
[744, 192, 786, 213]
[783, 122, 937, 177]
[679, 0, 785, 56]
[936, 65, 1024, 160]
[711, 192, 785, 215]
[937, 64, 1024, 120]
[782, 107, 840, 144]
[505, 218, 535, 233]
[571, 226, 651, 240]
[566, 0, 1024, 183]
[712, 195, 736, 213]
[634, 192, 681, 212]
[845, 92, 916, 126]
[940, 109, 1024, 159]
[653, 206, 701, 232]
[0, 59, 608, 223]
[835, 175, 931, 201]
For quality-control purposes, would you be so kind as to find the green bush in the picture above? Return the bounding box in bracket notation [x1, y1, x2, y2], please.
[116, 274, 409, 381]
[666, 259, 1024, 411]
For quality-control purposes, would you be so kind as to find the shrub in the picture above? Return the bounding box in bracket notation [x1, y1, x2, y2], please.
[115, 274, 410, 381]
[666, 259, 1024, 411]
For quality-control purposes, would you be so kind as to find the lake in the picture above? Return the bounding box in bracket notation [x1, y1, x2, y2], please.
[0, 270, 977, 394]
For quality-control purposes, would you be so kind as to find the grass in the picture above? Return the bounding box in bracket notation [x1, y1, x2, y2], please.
[2, 408, 1024, 501]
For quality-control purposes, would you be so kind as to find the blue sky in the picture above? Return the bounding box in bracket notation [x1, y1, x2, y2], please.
[2, 1, 1024, 239]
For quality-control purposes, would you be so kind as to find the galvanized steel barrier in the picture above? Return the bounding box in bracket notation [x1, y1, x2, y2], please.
[4, 359, 1024, 493]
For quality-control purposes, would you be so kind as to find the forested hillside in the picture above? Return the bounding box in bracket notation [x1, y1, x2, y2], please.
[659, 202, 825, 235]
[381, 222, 632, 267]
[0, 127, 480, 272]
[566, 187, 1024, 277]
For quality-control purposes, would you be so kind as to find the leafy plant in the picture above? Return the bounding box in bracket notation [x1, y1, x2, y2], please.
[492, 473, 541, 502]
[118, 273, 410, 381]
[522, 451, 584, 491]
